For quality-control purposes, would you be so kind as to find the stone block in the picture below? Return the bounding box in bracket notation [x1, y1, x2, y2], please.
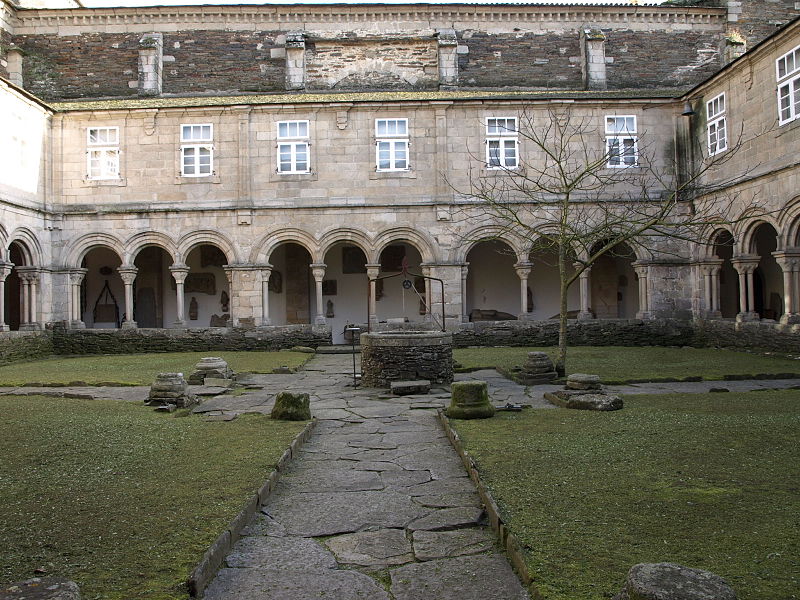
[545, 391, 622, 411]
[271, 391, 311, 421]
[613, 563, 737, 600]
[0, 577, 81, 599]
[446, 380, 494, 420]
[390, 380, 431, 396]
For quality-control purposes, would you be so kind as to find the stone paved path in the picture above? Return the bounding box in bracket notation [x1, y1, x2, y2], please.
[203, 353, 530, 600]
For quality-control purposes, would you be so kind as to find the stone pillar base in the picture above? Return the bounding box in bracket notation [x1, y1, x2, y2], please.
[0, 324, 9, 332]
[704, 310, 722, 320]
[736, 311, 760, 322]
[314, 316, 327, 325]
[19, 322, 42, 331]
[780, 313, 800, 325]
[635, 311, 651, 320]
[518, 313, 536, 321]
[121, 320, 138, 330]
[173, 320, 186, 329]
[69, 320, 86, 329]
[577, 311, 594, 320]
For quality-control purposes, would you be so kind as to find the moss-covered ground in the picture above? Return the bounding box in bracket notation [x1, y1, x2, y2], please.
[0, 396, 307, 599]
[451, 391, 800, 599]
[0, 350, 310, 386]
[453, 346, 800, 382]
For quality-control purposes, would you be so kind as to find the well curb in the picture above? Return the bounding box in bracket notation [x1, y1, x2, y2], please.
[437, 409, 539, 596]
[186, 418, 318, 598]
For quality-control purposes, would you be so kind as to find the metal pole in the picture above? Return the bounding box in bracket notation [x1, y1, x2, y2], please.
[346, 326, 360, 388]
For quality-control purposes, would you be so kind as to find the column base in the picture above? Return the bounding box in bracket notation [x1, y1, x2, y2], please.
[315, 316, 327, 325]
[518, 313, 536, 321]
[19, 322, 41, 331]
[780, 313, 800, 325]
[577, 311, 594, 320]
[0, 324, 9, 332]
[704, 310, 722, 320]
[121, 320, 138, 330]
[635, 311, 652, 320]
[69, 320, 86, 329]
[260, 318, 272, 326]
[173, 320, 187, 329]
[736, 312, 760, 322]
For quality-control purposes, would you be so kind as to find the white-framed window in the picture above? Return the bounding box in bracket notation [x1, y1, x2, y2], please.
[375, 118, 409, 171]
[181, 123, 213, 177]
[777, 44, 800, 125]
[277, 120, 310, 174]
[605, 115, 637, 168]
[485, 116, 518, 169]
[87, 126, 119, 180]
[706, 93, 727, 155]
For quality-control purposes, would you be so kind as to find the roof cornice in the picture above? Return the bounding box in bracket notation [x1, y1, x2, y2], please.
[11, 4, 726, 35]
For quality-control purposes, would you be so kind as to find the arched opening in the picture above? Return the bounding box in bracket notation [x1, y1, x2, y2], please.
[375, 241, 426, 324]
[322, 242, 369, 343]
[528, 245, 579, 319]
[465, 240, 518, 321]
[133, 246, 174, 328]
[713, 230, 738, 318]
[751, 223, 783, 320]
[184, 244, 229, 327]
[4, 241, 28, 330]
[590, 242, 638, 319]
[267, 242, 313, 325]
[80, 247, 124, 328]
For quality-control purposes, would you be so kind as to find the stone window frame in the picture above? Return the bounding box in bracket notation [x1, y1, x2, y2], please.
[605, 115, 638, 168]
[375, 118, 410, 172]
[485, 116, 519, 170]
[180, 123, 214, 177]
[706, 93, 727, 156]
[86, 126, 120, 180]
[276, 119, 311, 174]
[776, 43, 800, 126]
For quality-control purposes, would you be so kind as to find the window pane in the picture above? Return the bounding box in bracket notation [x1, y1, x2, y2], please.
[278, 123, 288, 138]
[607, 139, 620, 165]
[488, 140, 500, 166]
[376, 120, 387, 136]
[297, 122, 308, 137]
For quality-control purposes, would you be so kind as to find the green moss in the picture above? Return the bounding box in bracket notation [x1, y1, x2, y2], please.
[0, 396, 307, 599]
[452, 391, 800, 600]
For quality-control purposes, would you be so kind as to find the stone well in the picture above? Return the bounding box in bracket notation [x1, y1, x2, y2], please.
[360, 331, 453, 387]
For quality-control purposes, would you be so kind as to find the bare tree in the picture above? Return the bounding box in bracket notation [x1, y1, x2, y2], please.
[452, 105, 764, 376]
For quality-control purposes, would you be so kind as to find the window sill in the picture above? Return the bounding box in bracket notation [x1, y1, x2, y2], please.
[175, 174, 222, 184]
[479, 167, 523, 177]
[269, 171, 318, 182]
[83, 177, 127, 187]
[369, 170, 416, 180]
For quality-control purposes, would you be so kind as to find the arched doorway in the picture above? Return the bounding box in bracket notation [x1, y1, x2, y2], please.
[267, 242, 313, 325]
[4, 241, 37, 330]
[590, 242, 638, 319]
[322, 242, 369, 343]
[80, 247, 124, 328]
[528, 245, 579, 320]
[465, 240, 518, 321]
[4, 242, 25, 330]
[751, 223, 783, 320]
[183, 244, 229, 327]
[133, 246, 174, 328]
[713, 230, 738, 318]
[374, 241, 426, 324]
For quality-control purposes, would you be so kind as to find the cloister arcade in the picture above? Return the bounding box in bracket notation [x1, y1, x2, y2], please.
[2, 218, 800, 339]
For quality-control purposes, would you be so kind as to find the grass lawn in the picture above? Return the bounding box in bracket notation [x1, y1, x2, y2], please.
[453, 346, 800, 382]
[0, 350, 310, 386]
[0, 396, 307, 599]
[451, 391, 800, 600]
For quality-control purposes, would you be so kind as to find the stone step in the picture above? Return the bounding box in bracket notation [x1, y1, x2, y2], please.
[391, 380, 431, 396]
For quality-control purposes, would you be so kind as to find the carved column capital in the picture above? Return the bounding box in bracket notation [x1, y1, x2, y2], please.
[310, 263, 327, 282]
[169, 264, 190, 284]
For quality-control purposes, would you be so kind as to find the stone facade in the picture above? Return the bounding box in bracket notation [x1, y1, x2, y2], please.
[0, 1, 799, 350]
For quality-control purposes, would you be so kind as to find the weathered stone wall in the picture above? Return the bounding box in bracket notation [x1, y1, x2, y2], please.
[0, 330, 53, 364]
[729, 0, 800, 45]
[52, 325, 332, 355]
[306, 38, 438, 90]
[694, 319, 800, 354]
[0, 1, 15, 80]
[361, 331, 453, 386]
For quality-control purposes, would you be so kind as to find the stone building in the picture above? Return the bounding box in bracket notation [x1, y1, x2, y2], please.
[0, 0, 799, 350]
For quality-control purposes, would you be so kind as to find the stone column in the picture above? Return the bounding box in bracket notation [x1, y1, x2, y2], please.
[575, 263, 593, 320]
[17, 269, 41, 330]
[285, 32, 306, 90]
[773, 251, 800, 324]
[117, 266, 138, 329]
[421, 264, 432, 320]
[632, 262, 650, 320]
[437, 29, 458, 87]
[582, 28, 607, 90]
[260, 265, 273, 326]
[310, 263, 327, 325]
[697, 259, 723, 318]
[169, 264, 189, 328]
[731, 256, 759, 320]
[366, 263, 380, 325]
[69, 268, 89, 328]
[138, 33, 163, 96]
[0, 262, 12, 331]
[514, 263, 532, 319]
[460, 263, 469, 323]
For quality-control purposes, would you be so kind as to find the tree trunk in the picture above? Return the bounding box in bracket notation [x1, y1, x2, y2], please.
[555, 243, 568, 377]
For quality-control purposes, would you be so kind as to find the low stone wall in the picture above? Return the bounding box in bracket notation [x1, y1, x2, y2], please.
[52, 325, 332, 356]
[453, 319, 695, 348]
[694, 319, 800, 354]
[0, 331, 54, 364]
[361, 331, 454, 387]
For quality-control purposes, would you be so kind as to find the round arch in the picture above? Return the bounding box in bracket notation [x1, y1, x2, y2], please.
[124, 231, 177, 264]
[373, 227, 437, 264]
[64, 233, 126, 267]
[250, 228, 319, 264]
[739, 218, 783, 255]
[318, 227, 374, 262]
[8, 228, 43, 266]
[780, 196, 800, 247]
[454, 226, 527, 264]
[177, 230, 239, 265]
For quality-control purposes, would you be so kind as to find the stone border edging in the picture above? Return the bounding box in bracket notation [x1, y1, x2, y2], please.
[437, 409, 538, 596]
[186, 418, 318, 598]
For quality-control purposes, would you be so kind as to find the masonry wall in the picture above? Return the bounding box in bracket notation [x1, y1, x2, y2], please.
[730, 0, 800, 44]
[0, 330, 52, 364]
[0, 1, 15, 80]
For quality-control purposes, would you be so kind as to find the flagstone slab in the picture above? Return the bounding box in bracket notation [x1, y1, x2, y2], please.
[279, 468, 383, 493]
[389, 555, 529, 600]
[225, 536, 337, 570]
[406, 506, 484, 531]
[412, 493, 482, 509]
[324, 529, 414, 567]
[412, 529, 496, 560]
